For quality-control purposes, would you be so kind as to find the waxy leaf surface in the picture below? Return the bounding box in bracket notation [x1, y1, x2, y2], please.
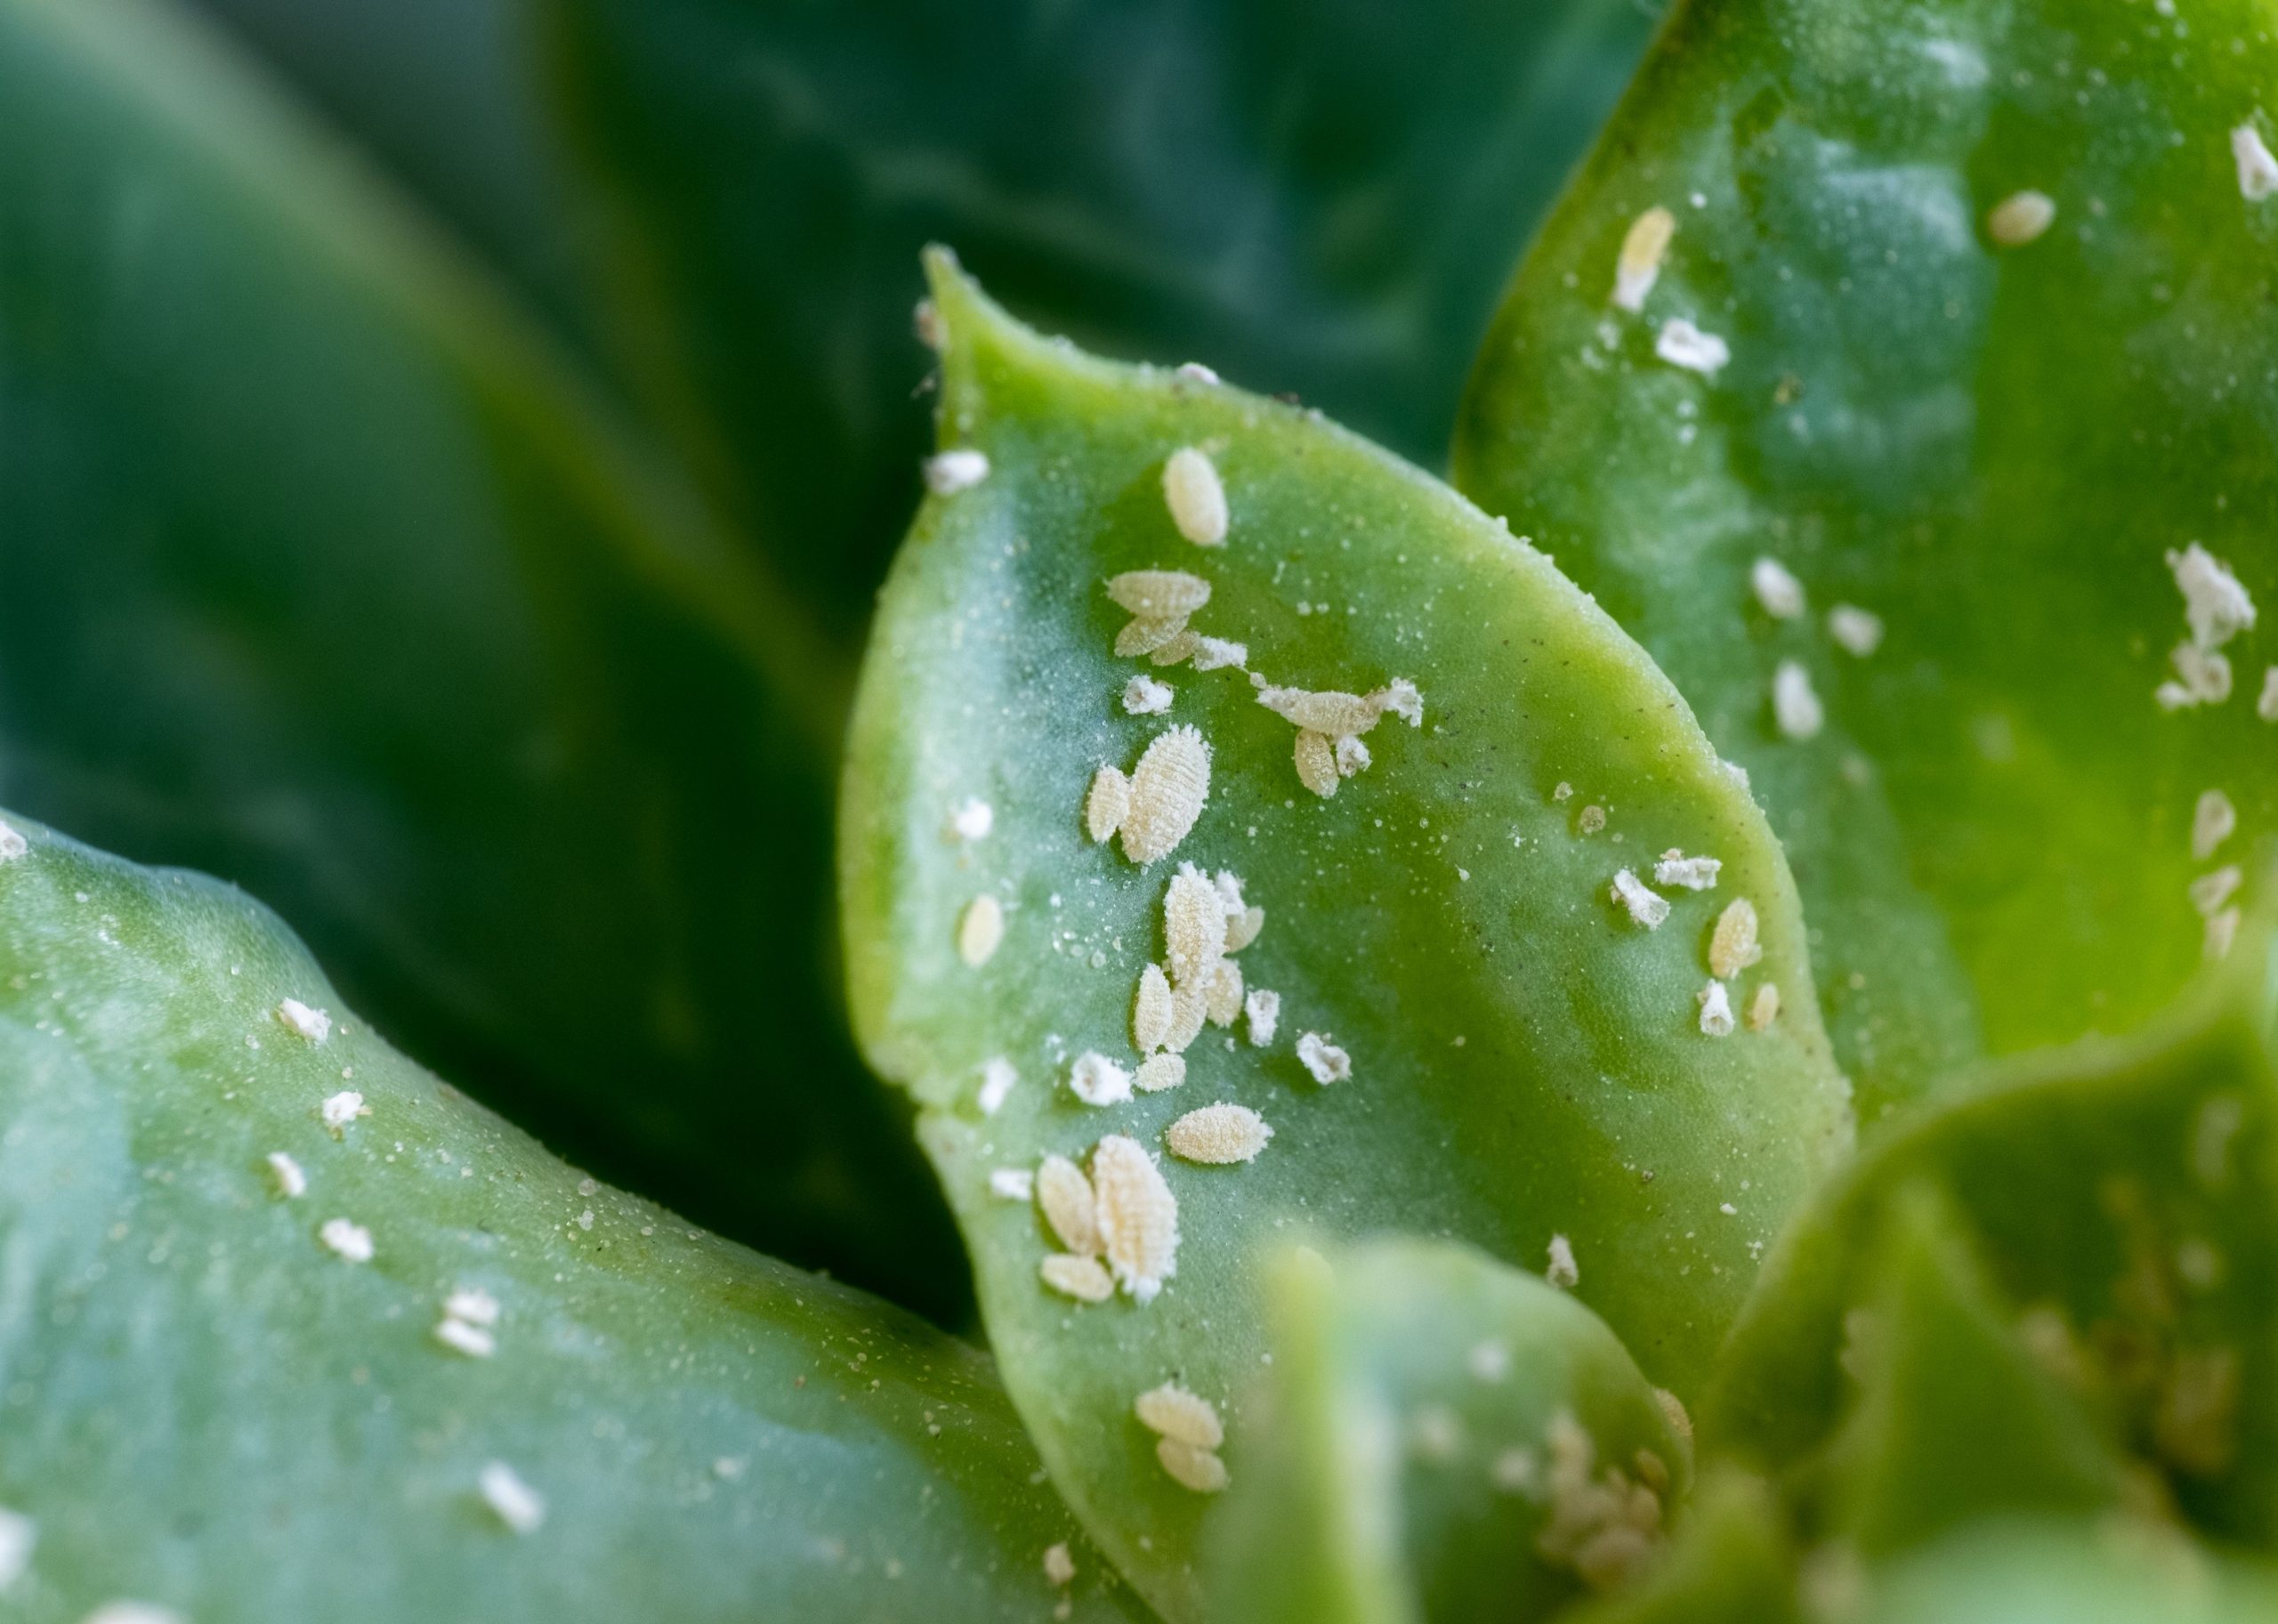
[1457, 0, 2278, 1122]
[842, 255, 1851, 1617]
[0, 0, 961, 1314]
[1207, 1238, 1693, 1624]
[0, 813, 1144, 1621]
[1708, 942, 2278, 1552]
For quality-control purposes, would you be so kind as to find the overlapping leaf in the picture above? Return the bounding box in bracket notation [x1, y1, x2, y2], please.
[0, 0, 961, 1314]
[1207, 1238, 1693, 1624]
[1457, 0, 2278, 1123]
[0, 812, 1143, 1621]
[842, 254, 1850, 1617]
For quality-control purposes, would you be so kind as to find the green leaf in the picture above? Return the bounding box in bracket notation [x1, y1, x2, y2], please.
[0, 812, 1147, 1621]
[0, 0, 963, 1314]
[1206, 1237, 1694, 1624]
[535, 0, 1660, 642]
[1455, 0, 2278, 1122]
[1858, 1522, 2278, 1624]
[840, 253, 1852, 1618]
[1707, 939, 2278, 1552]
[1561, 1473, 1801, 1624]
[1820, 1186, 2132, 1556]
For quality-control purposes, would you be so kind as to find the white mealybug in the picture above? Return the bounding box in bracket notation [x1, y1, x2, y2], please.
[435, 1317, 497, 1359]
[2190, 866, 2242, 918]
[957, 894, 1005, 966]
[2234, 124, 2278, 200]
[977, 1056, 1018, 1116]
[1612, 206, 1676, 313]
[1166, 1103, 1272, 1165]
[989, 1167, 1036, 1201]
[2168, 542, 2258, 650]
[1203, 959, 1245, 1028]
[1134, 1054, 1188, 1094]
[1044, 1543, 1078, 1587]
[1655, 317, 1729, 376]
[1245, 989, 1280, 1047]
[445, 1288, 501, 1327]
[1697, 980, 1736, 1037]
[265, 1151, 307, 1199]
[1295, 1031, 1351, 1084]
[318, 1217, 374, 1264]
[1772, 659, 1823, 739]
[1068, 1051, 1134, 1107]
[1123, 675, 1175, 715]
[1747, 982, 1781, 1031]
[1037, 1155, 1104, 1257]
[946, 797, 994, 842]
[1749, 557, 1805, 619]
[1040, 1253, 1115, 1303]
[2157, 642, 2234, 710]
[320, 1090, 368, 1135]
[1120, 726, 1212, 865]
[2260, 667, 2278, 723]
[1294, 731, 1339, 797]
[1091, 1135, 1180, 1303]
[1086, 764, 1132, 843]
[1827, 604, 1885, 657]
[275, 998, 331, 1043]
[1611, 869, 1671, 929]
[479, 1461, 546, 1535]
[1708, 899, 1763, 979]
[2193, 789, 2238, 861]
[1135, 1382, 1224, 1449]
[1163, 864, 1229, 986]
[1106, 570, 1212, 619]
[1135, 964, 1175, 1052]
[923, 448, 990, 495]
[1985, 189, 2056, 246]
[1546, 1234, 1579, 1289]
[1163, 448, 1230, 547]
[1652, 851, 1720, 892]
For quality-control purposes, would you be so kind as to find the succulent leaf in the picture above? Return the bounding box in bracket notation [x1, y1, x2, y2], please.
[0, 0, 961, 1313]
[1206, 1238, 1695, 1624]
[1857, 1523, 2278, 1624]
[1559, 1473, 1801, 1624]
[1708, 933, 2278, 1553]
[535, 0, 1660, 638]
[841, 253, 1851, 1616]
[0, 811, 1144, 1621]
[1456, 0, 2278, 1123]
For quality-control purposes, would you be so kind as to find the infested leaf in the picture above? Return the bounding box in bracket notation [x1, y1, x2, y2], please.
[840, 254, 1850, 1616]
[0, 0, 961, 1313]
[1560, 1473, 1801, 1624]
[1708, 933, 2278, 1553]
[1205, 1238, 1694, 1624]
[0, 811, 1145, 1621]
[1456, 0, 2278, 1123]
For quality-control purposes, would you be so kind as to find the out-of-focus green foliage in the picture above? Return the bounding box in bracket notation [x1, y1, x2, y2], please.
[0, 812, 1144, 1622]
[841, 255, 1847, 1619]
[1458, 0, 2278, 1125]
[0, 0, 967, 1317]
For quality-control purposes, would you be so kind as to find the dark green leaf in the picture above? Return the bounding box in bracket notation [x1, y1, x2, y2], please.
[536, 0, 1660, 643]
[0, 811, 1146, 1620]
[841, 255, 1850, 1618]
[0, 0, 963, 1315]
[1207, 1237, 1694, 1624]
[1456, 0, 2278, 1122]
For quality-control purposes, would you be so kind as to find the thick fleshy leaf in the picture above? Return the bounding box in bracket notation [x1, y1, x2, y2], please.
[1708, 938, 2278, 1551]
[1561, 1474, 1800, 1624]
[0, 812, 1144, 1620]
[1859, 1523, 2278, 1624]
[1206, 1238, 1693, 1624]
[1456, 0, 2278, 1123]
[0, 0, 962, 1315]
[1820, 1187, 2131, 1556]
[841, 255, 1851, 1616]
[537, 0, 1658, 642]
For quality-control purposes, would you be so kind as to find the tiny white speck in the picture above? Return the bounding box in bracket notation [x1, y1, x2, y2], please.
[1295, 1031, 1350, 1084]
[2259, 667, 2278, 722]
[436, 1317, 497, 1359]
[1698, 981, 1736, 1037]
[2193, 789, 2238, 861]
[924, 448, 990, 495]
[0, 1507, 34, 1591]
[1468, 1340, 1511, 1383]
[1827, 604, 1884, 657]
[1244, 988, 1280, 1047]
[946, 797, 994, 842]
[480, 1461, 546, 1534]
[990, 1167, 1035, 1201]
[1612, 206, 1676, 312]
[1986, 189, 2056, 246]
[1546, 1234, 1579, 1289]
[957, 894, 1005, 966]
[2168, 543, 2257, 650]
[1162, 448, 1230, 547]
[1611, 869, 1670, 929]
[1652, 851, 1721, 892]
[445, 1288, 500, 1327]
[1068, 1051, 1134, 1107]
[1175, 361, 1220, 384]
[0, 823, 27, 862]
[319, 1217, 374, 1263]
[265, 1151, 306, 1199]
[1655, 317, 1730, 376]
[1044, 1542, 1078, 1586]
[1719, 1202, 1739, 1216]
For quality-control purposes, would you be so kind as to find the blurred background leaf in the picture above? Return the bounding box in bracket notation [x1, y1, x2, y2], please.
[0, 0, 969, 1321]
[184, 0, 1663, 650]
